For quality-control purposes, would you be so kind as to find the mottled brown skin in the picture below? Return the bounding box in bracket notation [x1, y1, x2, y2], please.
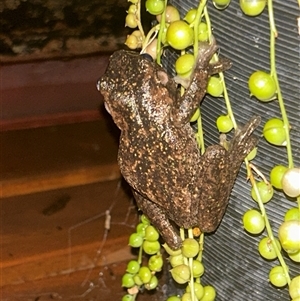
[98, 40, 260, 250]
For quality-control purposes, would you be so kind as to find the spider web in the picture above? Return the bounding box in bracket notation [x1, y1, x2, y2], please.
[66, 180, 139, 300]
[5, 179, 139, 301]
[68, 180, 138, 300]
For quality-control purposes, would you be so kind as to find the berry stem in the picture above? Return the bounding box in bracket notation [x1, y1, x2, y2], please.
[196, 232, 204, 262]
[141, 25, 159, 52]
[188, 228, 196, 301]
[193, 0, 208, 56]
[155, 0, 168, 65]
[136, 0, 145, 39]
[203, 7, 237, 129]
[268, 0, 294, 168]
[137, 243, 143, 265]
[246, 162, 291, 285]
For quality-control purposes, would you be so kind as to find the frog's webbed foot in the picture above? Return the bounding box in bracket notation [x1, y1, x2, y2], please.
[208, 57, 232, 75]
[132, 190, 182, 250]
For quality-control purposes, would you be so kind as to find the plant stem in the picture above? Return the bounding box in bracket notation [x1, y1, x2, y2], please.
[136, 0, 145, 39]
[193, 0, 208, 56]
[203, 7, 237, 129]
[247, 162, 291, 285]
[156, 0, 168, 65]
[268, 0, 294, 168]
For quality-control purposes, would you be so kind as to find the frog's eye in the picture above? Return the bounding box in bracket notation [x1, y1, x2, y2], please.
[141, 53, 153, 62]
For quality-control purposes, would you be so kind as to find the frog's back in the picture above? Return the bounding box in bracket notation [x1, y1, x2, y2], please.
[118, 125, 201, 210]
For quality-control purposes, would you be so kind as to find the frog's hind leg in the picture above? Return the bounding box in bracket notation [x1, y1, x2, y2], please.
[132, 190, 182, 250]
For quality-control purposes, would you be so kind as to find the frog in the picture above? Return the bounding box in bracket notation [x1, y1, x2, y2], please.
[98, 39, 261, 250]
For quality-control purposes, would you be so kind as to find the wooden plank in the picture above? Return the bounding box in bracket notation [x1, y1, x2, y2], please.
[0, 164, 120, 199]
[0, 109, 101, 132]
[0, 120, 121, 198]
[1, 260, 163, 301]
[1, 55, 109, 125]
[1, 180, 138, 288]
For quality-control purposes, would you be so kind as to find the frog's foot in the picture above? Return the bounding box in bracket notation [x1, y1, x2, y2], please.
[132, 190, 182, 250]
[208, 57, 232, 75]
[195, 37, 218, 67]
[229, 115, 261, 171]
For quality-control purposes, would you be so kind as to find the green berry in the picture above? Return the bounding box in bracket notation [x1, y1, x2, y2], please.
[138, 266, 152, 284]
[248, 70, 276, 101]
[181, 292, 194, 301]
[125, 13, 138, 28]
[181, 238, 200, 258]
[166, 20, 193, 50]
[282, 168, 300, 198]
[258, 237, 281, 260]
[170, 264, 190, 284]
[240, 0, 267, 16]
[263, 118, 287, 146]
[289, 275, 300, 299]
[251, 181, 274, 203]
[141, 214, 150, 225]
[175, 53, 195, 75]
[190, 108, 200, 123]
[288, 249, 300, 262]
[145, 225, 160, 241]
[270, 165, 288, 189]
[269, 266, 288, 287]
[126, 260, 140, 274]
[186, 282, 205, 300]
[207, 76, 224, 97]
[133, 274, 143, 286]
[201, 285, 217, 301]
[184, 9, 197, 24]
[243, 209, 265, 234]
[129, 233, 143, 248]
[148, 254, 163, 272]
[122, 294, 134, 301]
[169, 254, 184, 267]
[122, 273, 135, 288]
[143, 240, 161, 255]
[284, 208, 300, 222]
[213, 0, 231, 10]
[246, 147, 257, 161]
[192, 259, 205, 278]
[145, 0, 165, 15]
[278, 220, 300, 254]
[145, 275, 158, 290]
[198, 22, 208, 41]
[136, 222, 147, 237]
[216, 115, 233, 133]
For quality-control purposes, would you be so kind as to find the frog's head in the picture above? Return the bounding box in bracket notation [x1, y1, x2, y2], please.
[98, 50, 173, 132]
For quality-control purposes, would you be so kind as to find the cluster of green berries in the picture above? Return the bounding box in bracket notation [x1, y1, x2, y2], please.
[123, 213, 217, 301]
[122, 215, 162, 301]
[164, 239, 216, 301]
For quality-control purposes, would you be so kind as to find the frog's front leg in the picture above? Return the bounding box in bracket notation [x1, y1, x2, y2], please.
[132, 190, 182, 250]
[173, 39, 231, 127]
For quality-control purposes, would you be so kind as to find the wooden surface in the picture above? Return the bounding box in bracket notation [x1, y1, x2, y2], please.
[0, 120, 121, 198]
[0, 119, 164, 300]
[1, 180, 139, 300]
[1, 55, 110, 131]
